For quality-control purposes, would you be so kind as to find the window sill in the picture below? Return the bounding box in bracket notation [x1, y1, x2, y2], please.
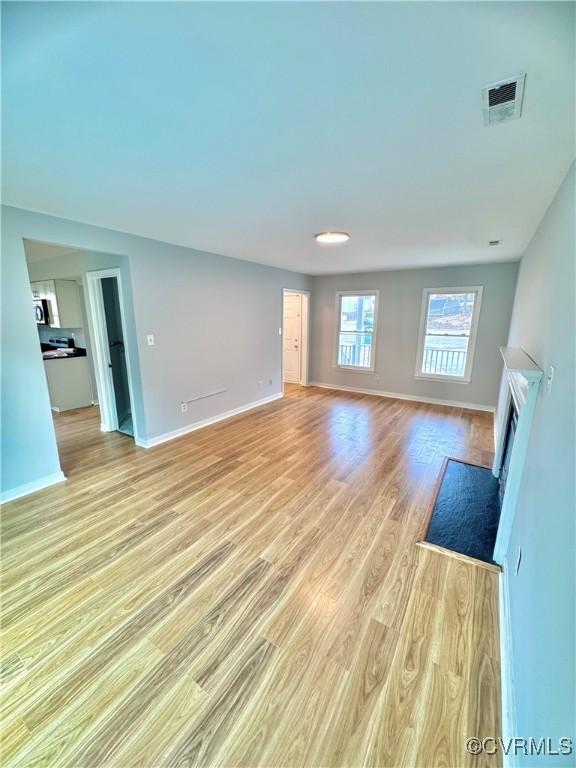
[415, 372, 471, 384]
[334, 365, 376, 375]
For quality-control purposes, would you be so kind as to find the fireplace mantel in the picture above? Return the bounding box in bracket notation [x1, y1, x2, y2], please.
[493, 346, 543, 563]
[500, 346, 543, 412]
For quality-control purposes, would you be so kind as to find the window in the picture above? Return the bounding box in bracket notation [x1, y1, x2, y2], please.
[415, 286, 483, 382]
[335, 291, 378, 371]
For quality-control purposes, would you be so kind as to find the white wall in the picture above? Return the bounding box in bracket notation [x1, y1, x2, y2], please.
[310, 262, 518, 409]
[498, 163, 575, 765]
[1, 205, 310, 498]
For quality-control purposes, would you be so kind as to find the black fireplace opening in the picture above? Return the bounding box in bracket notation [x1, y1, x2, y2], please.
[499, 399, 518, 503]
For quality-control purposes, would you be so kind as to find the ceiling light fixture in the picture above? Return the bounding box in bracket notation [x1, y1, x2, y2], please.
[315, 231, 350, 245]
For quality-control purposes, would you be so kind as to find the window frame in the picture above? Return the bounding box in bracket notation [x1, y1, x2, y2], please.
[414, 285, 483, 384]
[334, 290, 379, 373]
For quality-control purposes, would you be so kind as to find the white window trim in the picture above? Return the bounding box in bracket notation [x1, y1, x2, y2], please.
[414, 285, 483, 384]
[334, 290, 379, 373]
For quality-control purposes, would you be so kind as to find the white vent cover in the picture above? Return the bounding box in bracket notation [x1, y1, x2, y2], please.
[482, 74, 526, 126]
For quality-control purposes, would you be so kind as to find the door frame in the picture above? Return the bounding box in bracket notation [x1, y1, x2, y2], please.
[85, 268, 137, 439]
[282, 288, 310, 391]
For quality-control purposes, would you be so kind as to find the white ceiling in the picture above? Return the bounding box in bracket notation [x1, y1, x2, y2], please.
[3, 2, 574, 275]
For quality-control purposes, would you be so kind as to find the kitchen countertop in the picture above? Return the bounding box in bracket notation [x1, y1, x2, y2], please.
[42, 346, 87, 361]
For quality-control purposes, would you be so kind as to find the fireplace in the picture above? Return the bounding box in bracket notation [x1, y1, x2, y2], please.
[492, 347, 543, 563]
[498, 400, 518, 504]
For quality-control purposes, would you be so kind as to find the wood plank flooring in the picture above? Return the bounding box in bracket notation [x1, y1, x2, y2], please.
[0, 385, 501, 767]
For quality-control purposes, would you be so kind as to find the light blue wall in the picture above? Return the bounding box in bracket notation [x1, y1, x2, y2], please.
[1, 218, 62, 496]
[310, 262, 518, 408]
[1, 205, 310, 498]
[500, 163, 575, 763]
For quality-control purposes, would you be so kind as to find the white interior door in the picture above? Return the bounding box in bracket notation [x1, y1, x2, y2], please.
[283, 292, 302, 383]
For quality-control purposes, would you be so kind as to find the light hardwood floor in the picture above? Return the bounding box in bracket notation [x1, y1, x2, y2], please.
[0, 385, 501, 767]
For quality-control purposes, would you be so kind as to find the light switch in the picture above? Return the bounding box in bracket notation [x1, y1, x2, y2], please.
[147, 334, 155, 346]
[546, 365, 555, 394]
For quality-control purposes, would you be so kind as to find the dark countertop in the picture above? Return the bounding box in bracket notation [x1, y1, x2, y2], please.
[42, 345, 87, 361]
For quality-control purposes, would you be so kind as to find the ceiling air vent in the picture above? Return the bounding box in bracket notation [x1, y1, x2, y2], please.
[482, 74, 526, 126]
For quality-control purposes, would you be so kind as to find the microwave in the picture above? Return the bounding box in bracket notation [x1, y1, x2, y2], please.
[34, 299, 50, 325]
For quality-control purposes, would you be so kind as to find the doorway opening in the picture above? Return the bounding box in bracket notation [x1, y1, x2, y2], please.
[101, 277, 132, 436]
[282, 289, 309, 389]
[24, 240, 98, 418]
[23, 237, 139, 470]
[22, 239, 139, 480]
[86, 269, 136, 438]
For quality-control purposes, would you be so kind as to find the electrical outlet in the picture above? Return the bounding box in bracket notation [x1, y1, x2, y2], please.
[181, 401, 188, 413]
[515, 547, 522, 575]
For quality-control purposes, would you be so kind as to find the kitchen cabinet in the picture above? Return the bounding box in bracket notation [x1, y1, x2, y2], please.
[30, 279, 83, 328]
[44, 357, 93, 411]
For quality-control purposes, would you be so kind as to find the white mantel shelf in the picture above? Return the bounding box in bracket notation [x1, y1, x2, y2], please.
[500, 346, 543, 379]
[500, 346, 543, 413]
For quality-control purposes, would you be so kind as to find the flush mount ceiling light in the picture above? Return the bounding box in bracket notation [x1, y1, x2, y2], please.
[315, 231, 350, 245]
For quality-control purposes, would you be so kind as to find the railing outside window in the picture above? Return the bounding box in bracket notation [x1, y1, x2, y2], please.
[422, 344, 467, 377]
[338, 341, 372, 368]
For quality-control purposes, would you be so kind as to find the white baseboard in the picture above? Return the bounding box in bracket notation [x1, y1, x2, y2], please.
[0, 470, 66, 504]
[309, 381, 495, 413]
[135, 392, 283, 449]
[499, 565, 518, 768]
